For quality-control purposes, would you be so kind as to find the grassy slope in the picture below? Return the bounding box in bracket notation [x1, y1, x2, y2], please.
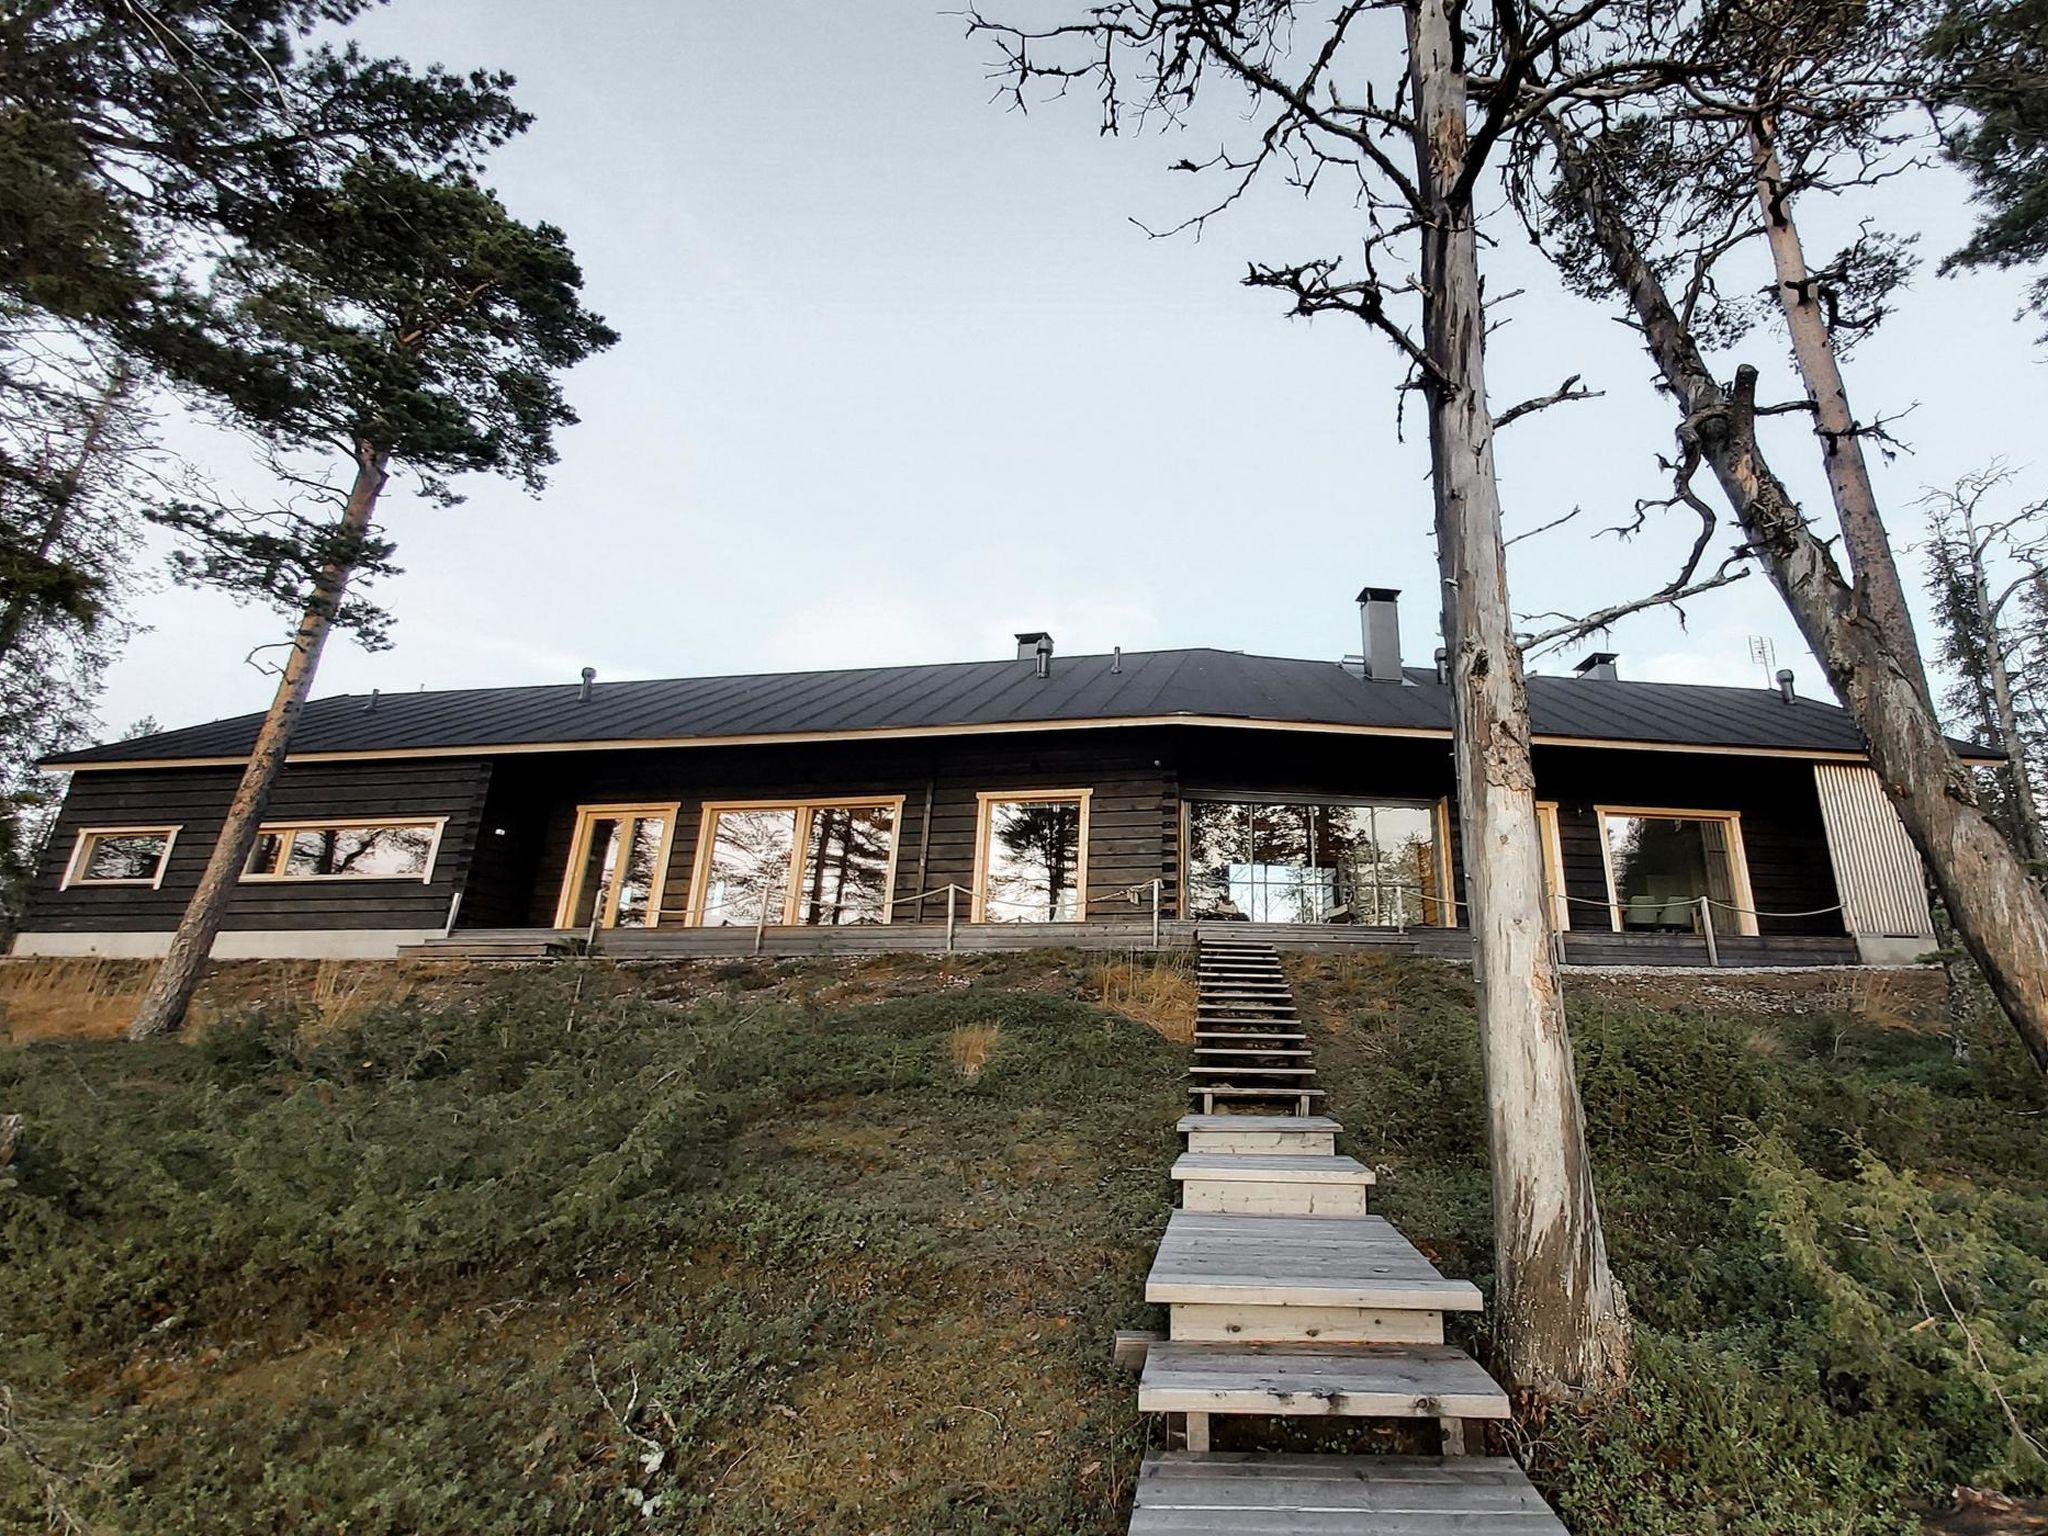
[0, 954, 1180, 1535]
[3, 952, 2045, 1535]
[1294, 956, 2048, 1535]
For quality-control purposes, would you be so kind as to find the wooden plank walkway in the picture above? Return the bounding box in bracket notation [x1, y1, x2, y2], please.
[1130, 1453, 1568, 1534]
[1122, 938, 1569, 1532]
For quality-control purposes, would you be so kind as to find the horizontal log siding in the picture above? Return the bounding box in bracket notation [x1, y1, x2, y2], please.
[1533, 744, 1845, 936]
[24, 721, 1855, 942]
[24, 759, 491, 932]
[465, 731, 1177, 929]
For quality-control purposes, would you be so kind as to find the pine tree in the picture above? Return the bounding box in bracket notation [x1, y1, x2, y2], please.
[126, 152, 615, 1039]
[1929, 0, 2048, 321]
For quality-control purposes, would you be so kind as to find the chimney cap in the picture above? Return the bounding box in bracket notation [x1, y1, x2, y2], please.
[1356, 586, 1401, 604]
[1572, 652, 1620, 680]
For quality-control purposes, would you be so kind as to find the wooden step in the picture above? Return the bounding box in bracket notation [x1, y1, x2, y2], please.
[1179, 1114, 1338, 1156]
[1193, 1032, 1306, 1044]
[1138, 1342, 1509, 1420]
[1188, 1085, 1327, 1113]
[1191, 1047, 1311, 1058]
[1174, 1153, 1371, 1215]
[1129, 1452, 1569, 1535]
[1187, 1065, 1317, 1078]
[1147, 1211, 1484, 1313]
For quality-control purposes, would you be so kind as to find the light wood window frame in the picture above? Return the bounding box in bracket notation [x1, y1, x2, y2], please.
[683, 795, 906, 928]
[1594, 805, 1759, 937]
[972, 788, 1092, 924]
[553, 803, 681, 928]
[240, 815, 448, 884]
[1174, 793, 1455, 928]
[61, 825, 180, 890]
[1537, 801, 1569, 933]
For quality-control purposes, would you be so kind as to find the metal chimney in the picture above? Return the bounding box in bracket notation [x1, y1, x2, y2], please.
[579, 666, 596, 703]
[1573, 652, 1619, 682]
[1357, 588, 1403, 682]
[1776, 668, 1796, 704]
[1015, 630, 1053, 663]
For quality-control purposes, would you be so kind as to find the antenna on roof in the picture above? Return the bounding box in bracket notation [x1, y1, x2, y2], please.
[1748, 635, 1777, 688]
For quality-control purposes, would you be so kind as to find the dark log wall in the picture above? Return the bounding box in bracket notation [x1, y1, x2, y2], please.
[24, 759, 491, 932]
[460, 730, 1181, 929]
[20, 726, 1849, 941]
[1532, 745, 1845, 936]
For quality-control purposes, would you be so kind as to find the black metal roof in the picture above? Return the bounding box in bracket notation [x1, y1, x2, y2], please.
[48, 646, 1987, 767]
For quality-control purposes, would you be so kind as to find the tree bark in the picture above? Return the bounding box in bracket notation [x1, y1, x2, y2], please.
[1407, 0, 1630, 1399]
[1750, 122, 1932, 704]
[1551, 123, 2048, 1070]
[1959, 504, 2047, 867]
[126, 441, 389, 1040]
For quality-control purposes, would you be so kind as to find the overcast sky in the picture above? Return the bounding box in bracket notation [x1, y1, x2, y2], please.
[93, 1, 2048, 739]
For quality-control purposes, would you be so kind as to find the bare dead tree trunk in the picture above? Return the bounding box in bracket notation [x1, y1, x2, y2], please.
[1408, 0, 1629, 1399]
[1750, 122, 1931, 703]
[1957, 497, 2048, 867]
[127, 441, 389, 1040]
[1552, 125, 2048, 1070]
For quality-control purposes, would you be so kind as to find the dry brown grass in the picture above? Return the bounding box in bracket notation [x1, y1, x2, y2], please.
[0, 957, 419, 1042]
[0, 958, 156, 1040]
[1825, 968, 1923, 1032]
[1095, 955, 1196, 1045]
[947, 1020, 1000, 1079]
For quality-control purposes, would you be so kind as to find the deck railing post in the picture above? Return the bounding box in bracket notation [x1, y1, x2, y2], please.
[1151, 879, 1161, 951]
[1699, 895, 1719, 968]
[946, 885, 957, 953]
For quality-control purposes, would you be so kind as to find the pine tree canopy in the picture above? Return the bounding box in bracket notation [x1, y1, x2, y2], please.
[1930, 0, 2048, 317]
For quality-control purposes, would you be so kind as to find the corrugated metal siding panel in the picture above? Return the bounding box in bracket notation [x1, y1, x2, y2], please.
[1813, 763, 1935, 940]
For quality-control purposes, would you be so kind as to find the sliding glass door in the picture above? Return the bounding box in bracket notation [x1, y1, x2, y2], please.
[1184, 797, 1446, 926]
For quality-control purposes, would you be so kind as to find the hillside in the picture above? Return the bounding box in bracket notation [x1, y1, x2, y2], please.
[1, 952, 2044, 1534]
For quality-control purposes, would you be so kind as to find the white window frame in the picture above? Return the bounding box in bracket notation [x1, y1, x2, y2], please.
[1594, 805, 1759, 938]
[972, 788, 1092, 924]
[61, 825, 180, 890]
[240, 816, 448, 884]
[684, 796, 906, 928]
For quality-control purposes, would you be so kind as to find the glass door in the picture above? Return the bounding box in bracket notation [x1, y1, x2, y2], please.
[557, 805, 676, 929]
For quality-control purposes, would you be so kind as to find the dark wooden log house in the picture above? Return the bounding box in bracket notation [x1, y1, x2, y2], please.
[17, 592, 1976, 967]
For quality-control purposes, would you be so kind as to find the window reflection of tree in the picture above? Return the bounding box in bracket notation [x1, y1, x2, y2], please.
[1606, 815, 1734, 931]
[798, 806, 894, 925]
[284, 825, 435, 877]
[987, 801, 1081, 921]
[703, 809, 796, 926]
[1185, 799, 1439, 924]
[83, 833, 167, 881]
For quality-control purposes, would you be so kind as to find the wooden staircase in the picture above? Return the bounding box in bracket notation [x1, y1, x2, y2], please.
[1188, 941, 1325, 1116]
[1126, 939, 1567, 1534]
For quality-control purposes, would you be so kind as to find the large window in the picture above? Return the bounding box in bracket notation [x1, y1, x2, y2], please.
[63, 826, 178, 889]
[1184, 798, 1446, 926]
[975, 791, 1089, 922]
[558, 805, 676, 929]
[688, 799, 901, 927]
[243, 819, 443, 882]
[1598, 808, 1757, 936]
